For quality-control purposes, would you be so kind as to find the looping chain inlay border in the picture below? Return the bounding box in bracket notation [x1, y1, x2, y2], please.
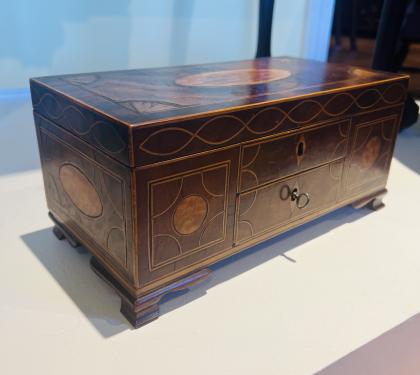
[139, 82, 405, 157]
[32, 86, 127, 155]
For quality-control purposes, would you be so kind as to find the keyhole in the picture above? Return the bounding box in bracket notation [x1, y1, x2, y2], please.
[297, 141, 305, 156]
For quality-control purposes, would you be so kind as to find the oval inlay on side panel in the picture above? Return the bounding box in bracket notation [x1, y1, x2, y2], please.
[361, 136, 381, 169]
[173, 195, 208, 235]
[59, 164, 103, 218]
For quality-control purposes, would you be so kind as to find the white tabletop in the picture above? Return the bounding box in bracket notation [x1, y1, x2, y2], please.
[1, 97, 420, 375]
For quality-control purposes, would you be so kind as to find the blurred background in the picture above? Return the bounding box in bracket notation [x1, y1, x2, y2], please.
[329, 0, 420, 98]
[0, 0, 334, 91]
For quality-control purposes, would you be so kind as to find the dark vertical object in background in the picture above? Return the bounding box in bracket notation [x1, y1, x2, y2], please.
[334, 0, 343, 49]
[394, 1, 420, 72]
[332, 0, 358, 51]
[372, 0, 409, 71]
[373, 0, 418, 129]
[350, 0, 358, 50]
[256, 0, 275, 58]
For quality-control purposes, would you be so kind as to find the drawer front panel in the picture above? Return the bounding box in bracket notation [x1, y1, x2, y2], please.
[239, 120, 349, 191]
[236, 161, 344, 244]
[137, 147, 239, 285]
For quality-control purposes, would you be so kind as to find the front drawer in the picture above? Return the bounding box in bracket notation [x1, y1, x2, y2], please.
[235, 160, 344, 244]
[239, 119, 350, 191]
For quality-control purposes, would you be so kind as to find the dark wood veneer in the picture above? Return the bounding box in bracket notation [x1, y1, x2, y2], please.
[31, 57, 408, 328]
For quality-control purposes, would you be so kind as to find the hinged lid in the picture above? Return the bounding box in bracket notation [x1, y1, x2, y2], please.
[30, 57, 408, 167]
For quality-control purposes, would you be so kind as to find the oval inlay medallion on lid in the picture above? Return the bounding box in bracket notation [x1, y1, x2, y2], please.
[59, 164, 103, 218]
[173, 195, 208, 235]
[175, 68, 291, 87]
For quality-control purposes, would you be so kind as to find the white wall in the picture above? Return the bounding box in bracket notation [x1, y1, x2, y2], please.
[0, 0, 335, 90]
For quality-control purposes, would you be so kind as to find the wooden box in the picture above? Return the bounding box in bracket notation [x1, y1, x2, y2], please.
[30, 57, 408, 328]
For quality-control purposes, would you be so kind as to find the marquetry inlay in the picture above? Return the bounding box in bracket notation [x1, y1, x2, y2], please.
[173, 195, 208, 235]
[59, 164, 103, 218]
[175, 68, 291, 87]
[361, 136, 381, 169]
[38, 121, 129, 268]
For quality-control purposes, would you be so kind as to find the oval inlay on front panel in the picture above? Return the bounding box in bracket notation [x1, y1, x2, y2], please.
[175, 68, 291, 87]
[173, 195, 208, 235]
[59, 164, 103, 217]
[361, 136, 381, 169]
